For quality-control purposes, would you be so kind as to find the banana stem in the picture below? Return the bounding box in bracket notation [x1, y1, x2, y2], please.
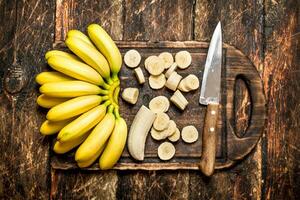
[101, 95, 109, 101]
[101, 82, 111, 90]
[106, 77, 114, 85]
[114, 107, 120, 119]
[99, 89, 109, 95]
[112, 73, 119, 82]
[107, 105, 114, 113]
[103, 100, 111, 107]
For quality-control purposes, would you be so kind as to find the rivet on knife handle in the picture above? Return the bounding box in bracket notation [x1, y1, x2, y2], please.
[199, 103, 219, 176]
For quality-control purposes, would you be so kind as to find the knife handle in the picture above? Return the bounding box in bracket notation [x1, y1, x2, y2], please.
[199, 103, 219, 176]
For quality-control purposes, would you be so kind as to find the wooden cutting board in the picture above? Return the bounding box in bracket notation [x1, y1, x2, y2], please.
[50, 41, 266, 170]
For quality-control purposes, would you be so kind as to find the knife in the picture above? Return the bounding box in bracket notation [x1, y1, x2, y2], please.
[199, 22, 222, 176]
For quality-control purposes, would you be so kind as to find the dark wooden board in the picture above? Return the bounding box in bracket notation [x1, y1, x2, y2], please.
[50, 41, 266, 170]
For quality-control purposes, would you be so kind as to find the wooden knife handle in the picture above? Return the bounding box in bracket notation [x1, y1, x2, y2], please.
[199, 103, 219, 176]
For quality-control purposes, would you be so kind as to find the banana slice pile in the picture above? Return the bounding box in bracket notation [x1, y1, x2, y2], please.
[36, 24, 128, 170]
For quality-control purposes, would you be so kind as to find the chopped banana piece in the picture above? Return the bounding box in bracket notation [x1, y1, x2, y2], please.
[147, 56, 165, 75]
[165, 72, 182, 91]
[170, 90, 188, 110]
[181, 125, 198, 143]
[153, 113, 170, 131]
[122, 88, 139, 104]
[175, 50, 192, 69]
[124, 49, 141, 68]
[128, 105, 156, 161]
[160, 120, 177, 137]
[178, 80, 190, 92]
[184, 74, 199, 91]
[168, 128, 180, 142]
[165, 63, 178, 78]
[151, 127, 166, 141]
[149, 96, 170, 113]
[159, 52, 174, 69]
[158, 142, 175, 160]
[144, 55, 157, 70]
[149, 74, 166, 90]
[134, 67, 145, 84]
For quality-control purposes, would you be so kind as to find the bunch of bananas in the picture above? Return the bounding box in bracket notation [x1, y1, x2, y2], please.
[36, 24, 127, 170]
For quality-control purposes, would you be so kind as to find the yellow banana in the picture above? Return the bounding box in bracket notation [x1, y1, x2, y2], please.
[87, 24, 122, 81]
[75, 105, 115, 163]
[66, 30, 96, 48]
[47, 55, 105, 86]
[53, 131, 90, 154]
[40, 119, 72, 135]
[65, 37, 112, 83]
[45, 50, 81, 61]
[58, 102, 110, 142]
[40, 81, 107, 98]
[77, 143, 106, 168]
[99, 109, 127, 170]
[37, 94, 69, 108]
[36, 71, 73, 85]
[47, 95, 106, 121]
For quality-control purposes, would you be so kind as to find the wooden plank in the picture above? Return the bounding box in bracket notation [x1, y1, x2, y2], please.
[262, 1, 300, 199]
[55, 0, 123, 42]
[190, 0, 264, 199]
[0, 0, 55, 199]
[50, 0, 124, 199]
[123, 0, 194, 41]
[116, 1, 194, 199]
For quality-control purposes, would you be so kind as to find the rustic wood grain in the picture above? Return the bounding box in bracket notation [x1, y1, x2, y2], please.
[123, 0, 194, 41]
[190, 0, 265, 199]
[263, 0, 300, 199]
[0, 0, 55, 199]
[55, 0, 123, 42]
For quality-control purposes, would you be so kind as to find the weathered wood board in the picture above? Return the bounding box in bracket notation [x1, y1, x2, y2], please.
[50, 41, 266, 170]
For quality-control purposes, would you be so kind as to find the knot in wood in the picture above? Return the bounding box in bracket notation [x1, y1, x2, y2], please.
[4, 63, 28, 94]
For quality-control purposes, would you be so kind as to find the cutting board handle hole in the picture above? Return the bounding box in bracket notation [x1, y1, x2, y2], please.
[233, 75, 252, 138]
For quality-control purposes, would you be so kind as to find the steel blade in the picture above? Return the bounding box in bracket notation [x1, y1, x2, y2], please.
[199, 22, 222, 105]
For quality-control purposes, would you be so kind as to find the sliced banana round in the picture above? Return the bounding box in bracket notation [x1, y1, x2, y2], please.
[184, 74, 199, 90]
[153, 112, 170, 131]
[151, 127, 166, 141]
[149, 96, 170, 113]
[149, 74, 166, 90]
[178, 80, 190, 92]
[181, 125, 199, 143]
[175, 51, 192, 69]
[144, 55, 157, 70]
[159, 52, 174, 69]
[124, 49, 141, 68]
[160, 120, 177, 137]
[168, 128, 180, 142]
[147, 56, 165, 75]
[158, 142, 175, 161]
[165, 63, 178, 78]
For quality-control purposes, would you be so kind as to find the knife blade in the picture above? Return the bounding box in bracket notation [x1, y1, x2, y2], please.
[199, 22, 222, 176]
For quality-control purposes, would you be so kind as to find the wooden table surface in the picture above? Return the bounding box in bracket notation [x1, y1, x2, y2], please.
[0, 0, 299, 199]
